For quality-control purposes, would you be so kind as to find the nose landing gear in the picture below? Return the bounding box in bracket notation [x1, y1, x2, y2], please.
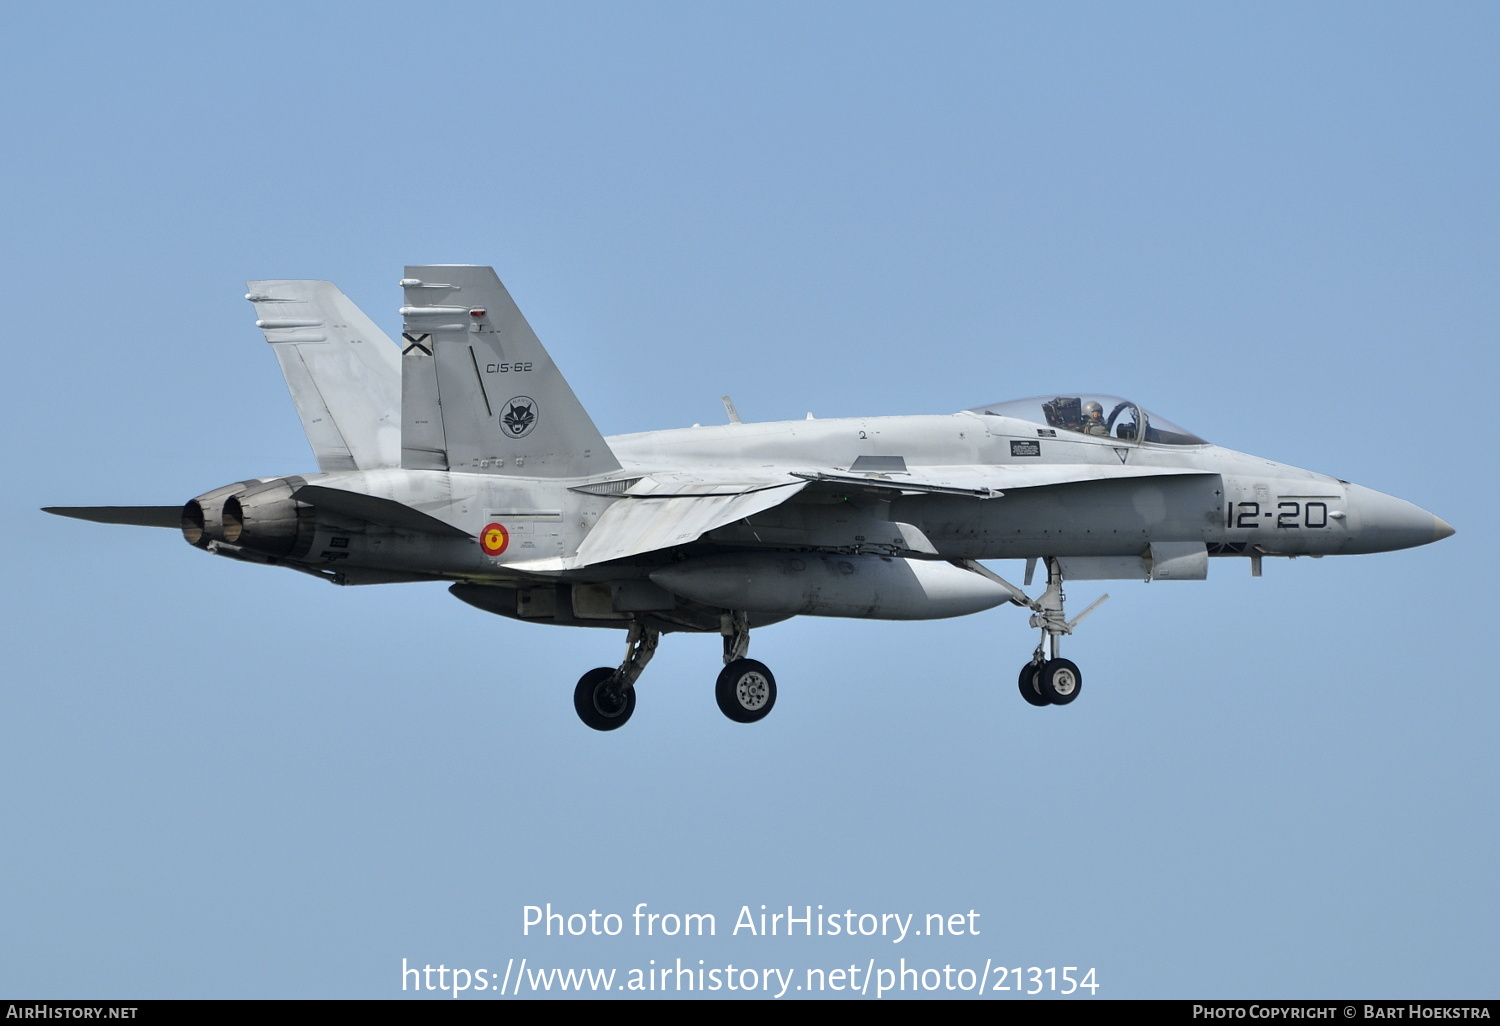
[1015, 557, 1106, 708]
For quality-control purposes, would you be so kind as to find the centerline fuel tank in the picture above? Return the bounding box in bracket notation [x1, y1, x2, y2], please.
[651, 553, 1012, 620]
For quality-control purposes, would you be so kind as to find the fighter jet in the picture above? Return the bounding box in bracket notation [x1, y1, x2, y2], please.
[44, 266, 1454, 729]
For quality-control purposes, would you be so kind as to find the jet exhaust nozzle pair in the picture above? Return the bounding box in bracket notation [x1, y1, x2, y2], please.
[181, 479, 312, 559]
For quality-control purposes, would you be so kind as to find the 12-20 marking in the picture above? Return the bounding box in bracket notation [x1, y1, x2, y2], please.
[1228, 500, 1329, 530]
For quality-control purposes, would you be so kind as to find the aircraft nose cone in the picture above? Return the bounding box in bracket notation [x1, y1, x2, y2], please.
[1346, 484, 1453, 553]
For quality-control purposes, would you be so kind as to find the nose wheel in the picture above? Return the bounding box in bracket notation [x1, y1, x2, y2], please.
[1017, 657, 1083, 706]
[1017, 660, 1050, 706]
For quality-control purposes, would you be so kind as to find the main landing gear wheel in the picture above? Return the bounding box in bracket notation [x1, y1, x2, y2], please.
[1040, 658, 1082, 705]
[716, 658, 777, 723]
[1018, 661, 1050, 707]
[571, 623, 657, 731]
[574, 667, 636, 731]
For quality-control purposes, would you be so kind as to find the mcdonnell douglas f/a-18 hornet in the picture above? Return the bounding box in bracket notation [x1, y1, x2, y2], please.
[45, 266, 1454, 729]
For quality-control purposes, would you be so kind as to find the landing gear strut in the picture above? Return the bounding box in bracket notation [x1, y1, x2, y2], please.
[573, 622, 658, 731]
[1015, 557, 1106, 707]
[716, 610, 777, 723]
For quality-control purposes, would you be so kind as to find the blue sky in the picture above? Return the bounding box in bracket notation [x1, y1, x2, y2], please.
[2, 2, 1494, 999]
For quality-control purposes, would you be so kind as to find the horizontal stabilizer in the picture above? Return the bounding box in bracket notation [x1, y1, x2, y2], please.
[43, 506, 181, 528]
[292, 485, 471, 538]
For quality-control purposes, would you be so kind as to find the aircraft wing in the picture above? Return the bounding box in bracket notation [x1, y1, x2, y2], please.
[795, 463, 1215, 497]
[511, 475, 807, 570]
[43, 506, 181, 528]
[510, 464, 1214, 571]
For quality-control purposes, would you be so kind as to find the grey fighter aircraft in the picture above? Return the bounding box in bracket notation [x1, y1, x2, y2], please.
[45, 266, 1454, 729]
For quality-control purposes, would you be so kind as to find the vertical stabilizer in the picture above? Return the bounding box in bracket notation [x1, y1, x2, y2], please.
[247, 280, 401, 471]
[399, 266, 621, 478]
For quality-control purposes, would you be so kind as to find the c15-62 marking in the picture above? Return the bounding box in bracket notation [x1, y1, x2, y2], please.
[1227, 500, 1331, 529]
[486, 362, 534, 373]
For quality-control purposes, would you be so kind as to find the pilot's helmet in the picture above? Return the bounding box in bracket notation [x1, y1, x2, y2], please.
[1083, 400, 1103, 418]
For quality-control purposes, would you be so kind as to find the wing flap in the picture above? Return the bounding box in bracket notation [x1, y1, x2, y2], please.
[512, 481, 807, 571]
[623, 471, 804, 496]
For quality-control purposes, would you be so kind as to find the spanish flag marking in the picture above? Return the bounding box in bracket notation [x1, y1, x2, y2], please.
[480, 522, 509, 557]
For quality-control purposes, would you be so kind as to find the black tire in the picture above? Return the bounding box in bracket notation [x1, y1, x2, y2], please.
[715, 658, 777, 723]
[1018, 660, 1051, 706]
[1041, 658, 1082, 705]
[573, 667, 636, 731]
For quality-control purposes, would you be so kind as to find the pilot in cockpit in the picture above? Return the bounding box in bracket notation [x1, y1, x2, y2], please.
[1080, 400, 1109, 436]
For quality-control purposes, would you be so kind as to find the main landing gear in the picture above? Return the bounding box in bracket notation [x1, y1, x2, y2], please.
[715, 610, 777, 724]
[1015, 557, 1106, 708]
[572, 611, 777, 730]
[573, 621, 658, 731]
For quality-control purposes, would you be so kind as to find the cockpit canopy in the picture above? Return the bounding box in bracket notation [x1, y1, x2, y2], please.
[968, 395, 1207, 446]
